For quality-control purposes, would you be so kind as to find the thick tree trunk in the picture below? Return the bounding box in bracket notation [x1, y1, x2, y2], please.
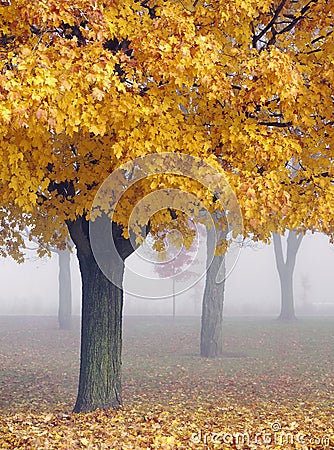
[58, 248, 72, 330]
[273, 230, 303, 321]
[200, 253, 225, 357]
[74, 251, 123, 412]
[67, 216, 133, 413]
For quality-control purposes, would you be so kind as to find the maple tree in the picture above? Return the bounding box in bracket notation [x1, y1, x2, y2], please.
[0, 0, 333, 412]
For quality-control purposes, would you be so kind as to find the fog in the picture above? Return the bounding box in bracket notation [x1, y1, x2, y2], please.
[0, 232, 333, 317]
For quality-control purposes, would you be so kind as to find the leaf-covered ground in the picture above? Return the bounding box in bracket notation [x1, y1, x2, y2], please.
[0, 315, 333, 449]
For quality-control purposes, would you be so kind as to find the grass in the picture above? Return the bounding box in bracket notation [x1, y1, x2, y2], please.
[0, 315, 333, 448]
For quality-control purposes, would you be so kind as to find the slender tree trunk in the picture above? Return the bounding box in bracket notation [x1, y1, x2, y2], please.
[67, 216, 133, 413]
[58, 248, 72, 330]
[273, 230, 304, 321]
[278, 266, 295, 320]
[200, 253, 225, 357]
[172, 277, 176, 320]
[200, 218, 227, 358]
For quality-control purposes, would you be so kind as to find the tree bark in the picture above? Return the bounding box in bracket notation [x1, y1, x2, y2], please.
[67, 215, 133, 413]
[200, 221, 226, 358]
[57, 248, 72, 330]
[273, 230, 304, 321]
[200, 253, 225, 357]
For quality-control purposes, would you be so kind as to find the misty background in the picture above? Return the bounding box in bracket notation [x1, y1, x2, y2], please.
[0, 232, 333, 317]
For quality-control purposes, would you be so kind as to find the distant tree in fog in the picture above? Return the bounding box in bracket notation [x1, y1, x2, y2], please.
[22, 229, 73, 330]
[272, 230, 304, 321]
[154, 229, 199, 320]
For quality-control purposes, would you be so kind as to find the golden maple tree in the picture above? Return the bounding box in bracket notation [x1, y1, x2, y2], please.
[0, 0, 333, 412]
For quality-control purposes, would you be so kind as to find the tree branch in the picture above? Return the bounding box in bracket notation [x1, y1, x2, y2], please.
[258, 121, 292, 128]
[286, 229, 303, 268]
[252, 0, 287, 48]
[66, 216, 92, 258]
[272, 232, 285, 271]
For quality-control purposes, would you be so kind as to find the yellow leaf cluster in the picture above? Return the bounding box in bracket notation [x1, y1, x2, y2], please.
[0, 0, 332, 253]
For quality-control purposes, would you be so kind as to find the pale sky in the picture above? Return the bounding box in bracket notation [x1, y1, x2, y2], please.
[0, 231, 332, 316]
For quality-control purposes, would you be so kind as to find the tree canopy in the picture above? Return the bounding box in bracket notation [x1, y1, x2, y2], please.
[0, 0, 333, 251]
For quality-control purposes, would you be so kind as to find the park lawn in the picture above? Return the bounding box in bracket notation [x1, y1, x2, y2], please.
[0, 315, 333, 449]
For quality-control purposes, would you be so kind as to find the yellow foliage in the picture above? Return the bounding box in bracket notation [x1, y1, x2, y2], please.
[0, 0, 333, 253]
